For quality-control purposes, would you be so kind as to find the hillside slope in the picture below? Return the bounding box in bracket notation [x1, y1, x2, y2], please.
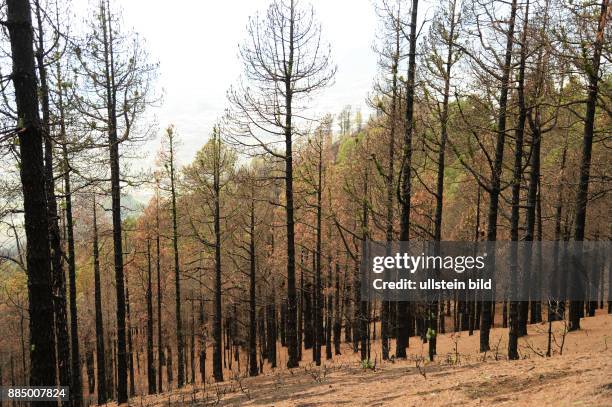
[108, 312, 612, 406]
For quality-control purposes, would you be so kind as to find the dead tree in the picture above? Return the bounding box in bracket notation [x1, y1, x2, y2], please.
[227, 0, 335, 369]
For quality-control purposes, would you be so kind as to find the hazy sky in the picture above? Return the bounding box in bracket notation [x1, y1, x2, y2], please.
[79, 0, 384, 166]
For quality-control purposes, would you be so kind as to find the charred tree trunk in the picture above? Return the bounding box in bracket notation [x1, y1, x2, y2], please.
[155, 189, 164, 393]
[267, 290, 278, 368]
[333, 262, 342, 355]
[249, 195, 258, 377]
[298, 253, 304, 360]
[430, 0, 458, 361]
[165, 129, 185, 388]
[509, 0, 529, 360]
[303, 280, 314, 350]
[382, 6, 401, 361]
[326, 260, 333, 360]
[146, 240, 156, 394]
[212, 131, 224, 382]
[63, 131, 83, 407]
[92, 198, 107, 404]
[283, 2, 300, 368]
[481, 0, 517, 353]
[314, 139, 324, 366]
[99, 1, 129, 400]
[125, 272, 135, 397]
[6, 0, 57, 390]
[397, 0, 419, 359]
[570, 0, 608, 331]
[34, 3, 71, 395]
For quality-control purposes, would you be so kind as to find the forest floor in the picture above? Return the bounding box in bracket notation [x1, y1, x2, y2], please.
[109, 311, 612, 406]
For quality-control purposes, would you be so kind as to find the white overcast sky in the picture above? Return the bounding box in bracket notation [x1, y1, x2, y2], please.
[70, 0, 435, 167]
[92, 0, 378, 166]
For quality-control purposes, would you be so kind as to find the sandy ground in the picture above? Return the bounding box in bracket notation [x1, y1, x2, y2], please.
[107, 311, 612, 406]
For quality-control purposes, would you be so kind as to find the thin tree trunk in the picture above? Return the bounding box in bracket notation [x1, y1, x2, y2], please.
[326, 259, 333, 360]
[156, 187, 164, 392]
[165, 130, 185, 387]
[397, 0, 419, 358]
[333, 262, 342, 355]
[125, 271, 135, 397]
[382, 6, 401, 361]
[92, 197, 107, 404]
[64, 130, 83, 407]
[249, 195, 258, 377]
[212, 131, 224, 382]
[430, 0, 458, 361]
[146, 240, 156, 394]
[314, 136, 324, 366]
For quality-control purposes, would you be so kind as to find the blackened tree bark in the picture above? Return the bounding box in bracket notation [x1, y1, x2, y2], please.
[372, 0, 402, 361]
[569, 0, 609, 331]
[125, 267, 135, 396]
[267, 284, 278, 368]
[63, 143, 83, 406]
[6, 0, 57, 390]
[313, 132, 324, 366]
[198, 265, 206, 383]
[92, 197, 107, 403]
[155, 183, 164, 392]
[298, 253, 304, 360]
[509, 0, 530, 360]
[101, 1, 128, 400]
[480, 0, 518, 352]
[33, 1, 71, 394]
[163, 127, 185, 386]
[146, 240, 156, 394]
[248, 191, 258, 377]
[211, 128, 223, 382]
[359, 161, 370, 362]
[333, 262, 342, 355]
[397, 0, 418, 359]
[425, 0, 461, 361]
[325, 259, 333, 360]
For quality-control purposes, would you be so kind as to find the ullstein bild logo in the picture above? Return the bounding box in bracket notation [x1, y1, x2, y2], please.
[361, 241, 610, 303]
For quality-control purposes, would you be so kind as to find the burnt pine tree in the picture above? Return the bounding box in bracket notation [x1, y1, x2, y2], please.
[55, 55, 85, 404]
[212, 127, 223, 381]
[567, 0, 610, 331]
[451, 0, 519, 352]
[421, 0, 462, 361]
[92, 195, 107, 403]
[509, 0, 531, 360]
[160, 126, 185, 386]
[33, 0, 72, 393]
[371, 0, 403, 361]
[183, 125, 236, 381]
[146, 239, 156, 394]
[227, 0, 335, 368]
[518, 0, 535, 338]
[6, 0, 57, 389]
[480, 0, 517, 352]
[397, 0, 419, 359]
[74, 0, 156, 401]
[248, 183, 258, 377]
[155, 178, 164, 392]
